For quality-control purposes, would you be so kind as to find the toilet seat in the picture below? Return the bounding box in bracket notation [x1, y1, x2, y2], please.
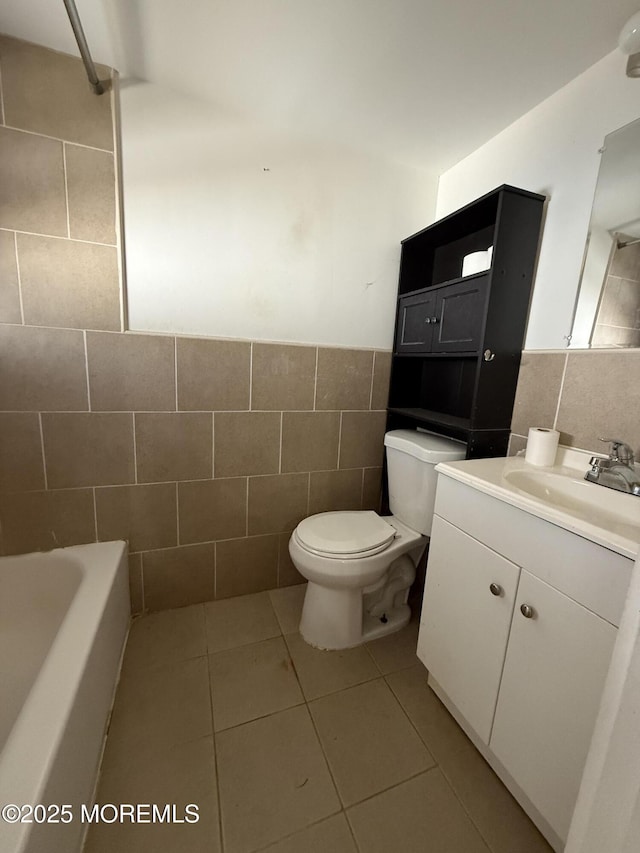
[294, 511, 396, 560]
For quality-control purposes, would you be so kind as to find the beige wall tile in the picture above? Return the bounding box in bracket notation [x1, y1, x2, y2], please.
[278, 531, 305, 587]
[178, 478, 247, 544]
[0, 325, 88, 411]
[0, 36, 113, 150]
[214, 412, 280, 477]
[251, 343, 316, 410]
[0, 230, 22, 323]
[281, 411, 340, 473]
[177, 337, 250, 411]
[96, 483, 177, 552]
[18, 234, 121, 330]
[508, 434, 527, 457]
[370, 351, 392, 410]
[142, 543, 215, 611]
[0, 488, 95, 556]
[87, 332, 175, 411]
[308, 469, 362, 515]
[362, 467, 383, 511]
[65, 144, 116, 244]
[556, 351, 640, 454]
[42, 412, 134, 488]
[511, 352, 566, 436]
[339, 411, 386, 469]
[216, 534, 279, 599]
[248, 473, 309, 535]
[128, 552, 144, 615]
[0, 413, 45, 492]
[135, 413, 213, 483]
[0, 127, 67, 235]
[316, 348, 374, 410]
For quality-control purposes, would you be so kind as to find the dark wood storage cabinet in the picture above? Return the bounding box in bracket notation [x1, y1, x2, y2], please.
[387, 184, 545, 459]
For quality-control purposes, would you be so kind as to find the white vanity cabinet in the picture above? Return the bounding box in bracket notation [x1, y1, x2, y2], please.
[418, 515, 519, 743]
[490, 570, 616, 842]
[418, 473, 633, 851]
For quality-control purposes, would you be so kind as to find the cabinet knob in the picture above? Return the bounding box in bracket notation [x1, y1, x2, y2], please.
[489, 583, 503, 596]
[431, 316, 439, 324]
[483, 349, 496, 362]
[520, 603, 536, 619]
[425, 317, 431, 324]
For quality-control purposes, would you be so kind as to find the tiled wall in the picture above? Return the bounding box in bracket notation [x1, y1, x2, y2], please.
[0, 35, 390, 614]
[509, 349, 640, 457]
[591, 241, 640, 348]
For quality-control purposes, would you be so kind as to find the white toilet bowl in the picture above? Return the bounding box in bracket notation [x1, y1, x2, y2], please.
[288, 429, 467, 650]
[290, 513, 425, 649]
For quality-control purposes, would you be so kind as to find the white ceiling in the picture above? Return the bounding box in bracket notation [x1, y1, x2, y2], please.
[1, 0, 638, 172]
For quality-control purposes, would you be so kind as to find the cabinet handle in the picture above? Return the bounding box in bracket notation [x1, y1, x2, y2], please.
[489, 582, 503, 596]
[483, 349, 495, 362]
[520, 603, 536, 619]
[431, 316, 439, 324]
[425, 317, 431, 324]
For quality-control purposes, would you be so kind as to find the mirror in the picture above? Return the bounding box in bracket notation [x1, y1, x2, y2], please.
[569, 117, 640, 349]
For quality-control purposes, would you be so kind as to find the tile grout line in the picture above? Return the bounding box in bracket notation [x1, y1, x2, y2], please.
[368, 351, 376, 410]
[37, 413, 48, 490]
[337, 412, 344, 469]
[92, 487, 98, 542]
[132, 414, 138, 484]
[2, 122, 115, 153]
[175, 482, 180, 546]
[139, 557, 146, 612]
[204, 646, 225, 853]
[82, 330, 92, 411]
[553, 352, 570, 430]
[313, 346, 319, 411]
[0, 226, 117, 249]
[13, 231, 25, 324]
[211, 412, 215, 478]
[174, 337, 178, 411]
[248, 342, 253, 411]
[0, 60, 5, 124]
[62, 142, 71, 238]
[278, 412, 283, 474]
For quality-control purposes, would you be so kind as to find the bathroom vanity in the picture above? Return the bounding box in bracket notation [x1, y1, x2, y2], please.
[417, 450, 639, 851]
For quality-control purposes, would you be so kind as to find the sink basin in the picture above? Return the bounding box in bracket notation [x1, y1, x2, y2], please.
[504, 469, 640, 543]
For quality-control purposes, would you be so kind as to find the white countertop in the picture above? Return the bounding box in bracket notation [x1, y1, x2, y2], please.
[435, 448, 640, 560]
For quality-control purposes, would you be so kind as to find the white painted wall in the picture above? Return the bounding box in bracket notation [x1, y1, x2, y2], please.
[120, 81, 437, 349]
[435, 50, 640, 351]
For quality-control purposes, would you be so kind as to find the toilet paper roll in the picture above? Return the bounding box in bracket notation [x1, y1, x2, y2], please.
[525, 427, 560, 467]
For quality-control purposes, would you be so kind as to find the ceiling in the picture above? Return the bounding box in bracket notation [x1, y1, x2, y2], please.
[1, 0, 638, 172]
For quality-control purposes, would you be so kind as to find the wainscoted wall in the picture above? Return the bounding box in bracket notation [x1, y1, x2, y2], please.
[509, 349, 640, 457]
[0, 35, 390, 614]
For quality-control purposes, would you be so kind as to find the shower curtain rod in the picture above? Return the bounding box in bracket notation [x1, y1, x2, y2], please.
[63, 0, 105, 95]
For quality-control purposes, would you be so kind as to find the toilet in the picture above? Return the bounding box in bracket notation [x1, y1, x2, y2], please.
[289, 429, 466, 650]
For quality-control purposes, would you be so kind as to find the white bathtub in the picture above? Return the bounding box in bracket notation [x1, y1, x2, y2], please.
[0, 541, 130, 853]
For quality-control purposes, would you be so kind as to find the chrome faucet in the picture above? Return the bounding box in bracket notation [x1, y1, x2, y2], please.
[585, 438, 640, 497]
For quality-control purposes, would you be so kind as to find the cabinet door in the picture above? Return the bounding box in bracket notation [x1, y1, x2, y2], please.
[432, 275, 488, 353]
[396, 291, 437, 353]
[490, 571, 616, 843]
[417, 516, 520, 743]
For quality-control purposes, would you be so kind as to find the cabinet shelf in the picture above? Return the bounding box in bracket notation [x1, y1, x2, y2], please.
[386, 407, 471, 437]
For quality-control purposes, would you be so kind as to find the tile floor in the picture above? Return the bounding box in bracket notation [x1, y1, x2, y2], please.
[84, 585, 552, 853]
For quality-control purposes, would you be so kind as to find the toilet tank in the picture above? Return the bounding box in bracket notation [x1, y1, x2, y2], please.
[384, 430, 466, 535]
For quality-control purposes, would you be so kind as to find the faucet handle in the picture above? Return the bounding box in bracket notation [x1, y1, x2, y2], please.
[599, 438, 635, 466]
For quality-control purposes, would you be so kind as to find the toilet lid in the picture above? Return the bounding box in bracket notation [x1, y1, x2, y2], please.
[295, 511, 396, 557]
